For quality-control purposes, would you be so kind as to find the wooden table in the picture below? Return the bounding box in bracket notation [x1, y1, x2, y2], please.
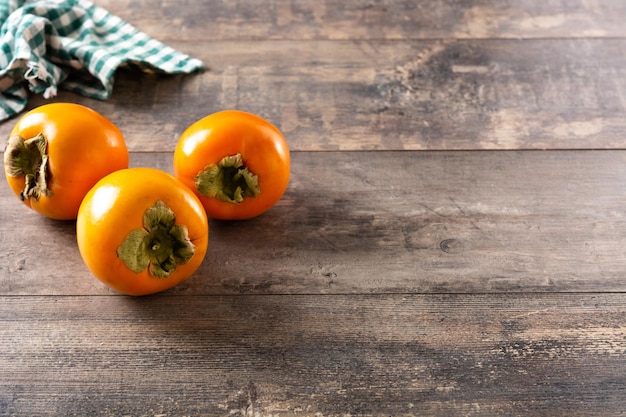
[2, 1, 626, 415]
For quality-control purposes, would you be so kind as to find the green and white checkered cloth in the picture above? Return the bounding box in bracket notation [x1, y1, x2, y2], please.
[0, 0, 204, 121]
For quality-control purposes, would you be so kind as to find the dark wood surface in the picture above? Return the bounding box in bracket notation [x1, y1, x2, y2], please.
[2, 1, 626, 416]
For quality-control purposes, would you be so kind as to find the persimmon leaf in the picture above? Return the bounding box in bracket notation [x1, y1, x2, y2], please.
[116, 228, 150, 273]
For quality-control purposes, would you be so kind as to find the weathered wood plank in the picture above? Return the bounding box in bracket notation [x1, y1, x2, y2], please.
[2, 3, 623, 416]
[99, 0, 626, 40]
[1, 293, 625, 416]
[2, 150, 626, 295]
[3, 39, 625, 152]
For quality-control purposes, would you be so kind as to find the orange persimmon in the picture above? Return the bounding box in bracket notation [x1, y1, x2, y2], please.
[76, 168, 209, 296]
[173, 110, 290, 220]
[3, 103, 128, 220]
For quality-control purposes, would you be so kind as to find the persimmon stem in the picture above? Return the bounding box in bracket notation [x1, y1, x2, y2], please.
[3, 134, 52, 201]
[194, 153, 260, 204]
[116, 201, 195, 279]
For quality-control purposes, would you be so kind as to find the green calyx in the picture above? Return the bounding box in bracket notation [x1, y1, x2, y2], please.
[194, 153, 260, 204]
[3, 133, 52, 201]
[116, 200, 195, 278]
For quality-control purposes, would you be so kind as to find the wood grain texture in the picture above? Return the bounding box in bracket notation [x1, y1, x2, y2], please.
[2, 1, 626, 415]
[1, 294, 625, 416]
[3, 39, 626, 152]
[98, 0, 626, 40]
[2, 150, 625, 296]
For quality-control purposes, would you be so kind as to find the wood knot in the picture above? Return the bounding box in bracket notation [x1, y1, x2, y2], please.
[440, 238, 463, 254]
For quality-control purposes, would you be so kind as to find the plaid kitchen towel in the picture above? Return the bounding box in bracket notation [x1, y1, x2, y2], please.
[0, 0, 204, 121]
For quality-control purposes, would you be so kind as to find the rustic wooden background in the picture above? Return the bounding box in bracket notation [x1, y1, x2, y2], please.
[1, 1, 626, 415]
